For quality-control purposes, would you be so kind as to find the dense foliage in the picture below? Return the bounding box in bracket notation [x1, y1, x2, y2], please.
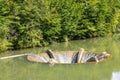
[0, 0, 120, 52]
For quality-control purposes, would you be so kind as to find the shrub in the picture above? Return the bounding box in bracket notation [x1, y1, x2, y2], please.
[0, 0, 120, 52]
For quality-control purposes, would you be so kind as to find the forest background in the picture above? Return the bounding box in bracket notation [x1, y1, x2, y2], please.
[0, 0, 120, 52]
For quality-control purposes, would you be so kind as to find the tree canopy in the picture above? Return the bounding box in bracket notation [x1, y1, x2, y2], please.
[0, 0, 120, 52]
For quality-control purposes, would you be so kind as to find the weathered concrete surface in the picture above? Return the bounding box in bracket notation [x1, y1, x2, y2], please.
[27, 49, 112, 64]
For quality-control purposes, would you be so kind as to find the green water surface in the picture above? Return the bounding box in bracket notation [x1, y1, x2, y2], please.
[0, 37, 120, 80]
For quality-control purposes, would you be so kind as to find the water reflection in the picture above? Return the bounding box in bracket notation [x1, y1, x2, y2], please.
[111, 71, 120, 80]
[0, 37, 120, 80]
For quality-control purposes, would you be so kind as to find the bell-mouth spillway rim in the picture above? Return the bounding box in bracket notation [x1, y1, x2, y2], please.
[27, 50, 112, 64]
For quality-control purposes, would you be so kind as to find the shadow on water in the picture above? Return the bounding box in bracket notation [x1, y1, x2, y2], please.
[0, 37, 120, 80]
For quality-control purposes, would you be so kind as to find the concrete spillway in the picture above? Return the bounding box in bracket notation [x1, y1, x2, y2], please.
[27, 49, 112, 64]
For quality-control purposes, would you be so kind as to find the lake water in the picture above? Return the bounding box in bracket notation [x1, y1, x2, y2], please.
[0, 37, 120, 80]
